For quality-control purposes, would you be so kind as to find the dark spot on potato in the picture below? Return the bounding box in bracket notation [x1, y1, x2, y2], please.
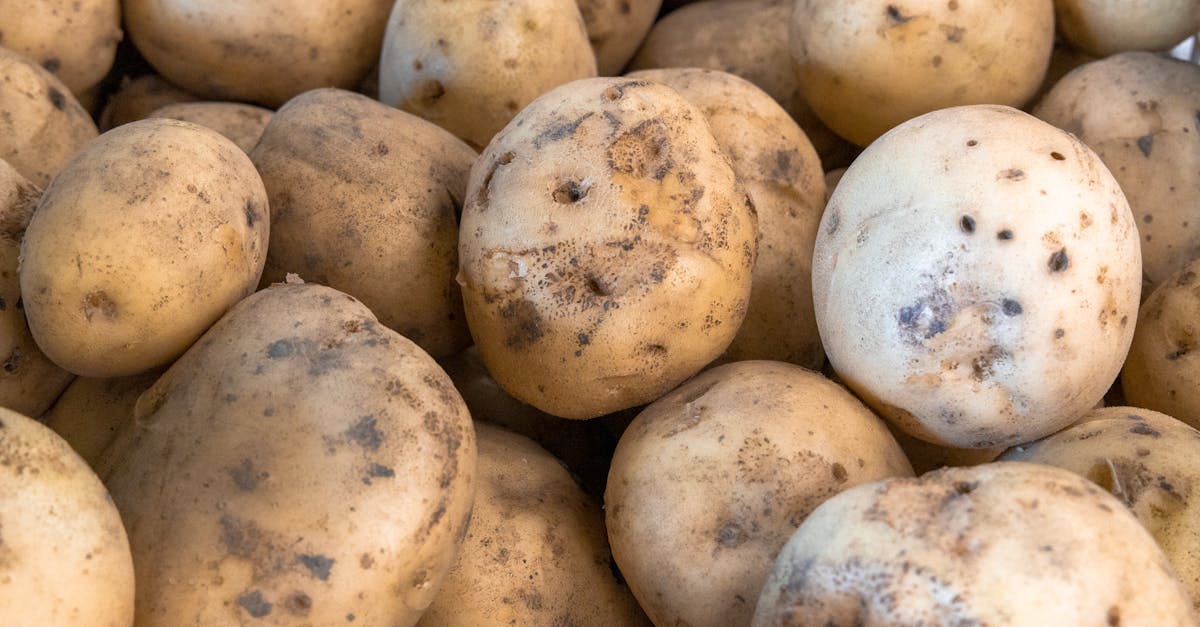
[1050, 151, 1065, 161]
[367, 463, 395, 479]
[298, 554, 335, 581]
[607, 119, 673, 180]
[238, 590, 272, 617]
[954, 481, 977, 495]
[0, 296, 6, 311]
[831, 463, 848, 482]
[1107, 605, 1121, 625]
[1137, 134, 1154, 158]
[886, 4, 911, 23]
[1055, 328, 1065, 339]
[1048, 248, 1069, 272]
[717, 521, 748, 548]
[243, 200, 259, 227]
[344, 415, 383, 451]
[602, 85, 624, 102]
[825, 208, 841, 235]
[898, 289, 954, 343]
[971, 345, 1007, 382]
[228, 458, 262, 492]
[1136, 447, 1151, 457]
[966, 139, 978, 147]
[419, 80, 445, 105]
[2, 349, 19, 374]
[619, 0, 631, 13]
[577, 332, 590, 346]
[999, 168, 1025, 181]
[1143, 214, 1153, 224]
[82, 291, 118, 321]
[41, 57, 61, 72]
[534, 112, 594, 147]
[1129, 423, 1161, 438]
[360, 554, 374, 569]
[584, 275, 611, 296]
[476, 153, 514, 206]
[997, 229, 1013, 240]
[940, 24, 965, 42]
[267, 339, 293, 359]
[931, 55, 942, 67]
[1166, 345, 1190, 360]
[47, 87, 65, 111]
[347, 613, 356, 622]
[285, 592, 312, 616]
[959, 215, 975, 233]
[500, 299, 544, 348]
[552, 179, 589, 204]
[1001, 299, 1022, 316]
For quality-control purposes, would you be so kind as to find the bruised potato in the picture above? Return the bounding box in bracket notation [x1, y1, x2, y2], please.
[149, 101, 273, 154]
[0, 0, 122, 96]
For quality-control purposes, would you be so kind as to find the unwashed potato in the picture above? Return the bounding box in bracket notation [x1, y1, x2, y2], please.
[0, 46, 98, 187]
[0, 407, 135, 627]
[378, 0, 598, 149]
[814, 105, 1141, 449]
[40, 371, 160, 468]
[1034, 52, 1200, 290]
[251, 88, 473, 358]
[457, 77, 758, 419]
[98, 73, 196, 131]
[419, 422, 648, 626]
[0, 0, 122, 96]
[149, 101, 273, 154]
[753, 462, 1196, 626]
[577, 0, 662, 75]
[887, 422, 1004, 475]
[99, 282, 477, 626]
[1002, 407, 1200, 609]
[791, 0, 1055, 146]
[626, 68, 826, 367]
[20, 118, 268, 377]
[1054, 0, 1200, 56]
[606, 361, 913, 627]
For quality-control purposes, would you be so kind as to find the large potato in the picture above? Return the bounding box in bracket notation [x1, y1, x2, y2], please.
[1055, 0, 1200, 56]
[0, 0, 121, 96]
[100, 282, 477, 626]
[20, 118, 268, 377]
[457, 77, 758, 419]
[1123, 258, 1200, 427]
[814, 105, 1141, 449]
[149, 101, 273, 154]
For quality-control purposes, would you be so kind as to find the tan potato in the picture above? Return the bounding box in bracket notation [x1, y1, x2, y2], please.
[815, 105, 1141, 449]
[0, 46, 98, 187]
[149, 101, 273, 154]
[99, 282, 477, 626]
[0, 407, 135, 627]
[1035, 52, 1200, 291]
[887, 422, 1005, 475]
[378, 0, 598, 149]
[627, 68, 826, 367]
[753, 462, 1196, 626]
[606, 361, 913, 627]
[40, 371, 160, 468]
[0, 0, 121, 96]
[457, 77, 758, 419]
[791, 0, 1054, 146]
[419, 422, 648, 626]
[251, 88, 473, 358]
[98, 73, 196, 131]
[1055, 0, 1200, 56]
[578, 0, 662, 75]
[20, 118, 268, 377]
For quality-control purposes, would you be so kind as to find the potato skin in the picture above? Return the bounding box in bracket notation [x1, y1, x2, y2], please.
[0, 407, 135, 627]
[100, 283, 477, 626]
[1055, 0, 1200, 56]
[1122, 259, 1200, 427]
[98, 74, 196, 131]
[0, 0, 122, 95]
[457, 77, 757, 419]
[577, 0, 662, 75]
[150, 101, 273, 154]
[40, 371, 160, 468]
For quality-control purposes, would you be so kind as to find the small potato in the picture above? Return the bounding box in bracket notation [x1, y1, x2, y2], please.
[1054, 0, 1200, 56]
[0, 407, 135, 627]
[149, 101, 273, 154]
[606, 361, 913, 627]
[40, 371, 160, 468]
[577, 0, 662, 75]
[0, 0, 122, 96]
[887, 422, 1004, 475]
[753, 462, 1196, 626]
[98, 73, 196, 131]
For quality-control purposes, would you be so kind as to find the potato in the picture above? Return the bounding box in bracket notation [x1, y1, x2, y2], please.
[419, 423, 647, 626]
[753, 462, 1196, 626]
[1055, 0, 1200, 56]
[1002, 407, 1200, 609]
[251, 88, 473, 358]
[457, 77, 757, 419]
[98, 73, 196, 131]
[378, 0, 598, 149]
[40, 371, 160, 468]
[577, 0, 662, 75]
[813, 105, 1141, 449]
[606, 361, 913, 627]
[99, 282, 477, 625]
[887, 422, 1004, 475]
[822, 167, 846, 205]
[0, 407, 134, 627]
[20, 118, 268, 377]
[0, 46, 98, 187]
[0, 0, 121, 96]
[1034, 52, 1200, 290]
[791, 0, 1054, 146]
[124, 0, 395, 107]
[149, 101, 273, 154]
[627, 68, 826, 367]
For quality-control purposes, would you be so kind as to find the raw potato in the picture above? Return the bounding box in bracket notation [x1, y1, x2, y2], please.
[150, 102, 273, 154]
[124, 0, 395, 107]
[98, 73, 196, 131]
[1054, 0, 1200, 56]
[887, 422, 1004, 475]
[251, 88, 474, 358]
[418, 423, 648, 626]
[457, 77, 758, 419]
[791, 0, 1054, 146]
[577, 0, 662, 75]
[1034, 52, 1200, 290]
[1002, 407, 1200, 609]
[40, 371, 160, 468]
[20, 118, 269, 377]
[814, 105, 1141, 449]
[0, 0, 122, 95]
[0, 407, 135, 627]
[378, 0, 598, 149]
[606, 361, 913, 627]
[627, 68, 826, 367]
[100, 283, 477, 626]
[0, 46, 98, 187]
[753, 462, 1197, 626]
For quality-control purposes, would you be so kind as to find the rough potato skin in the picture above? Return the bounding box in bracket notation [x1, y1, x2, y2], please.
[150, 102, 274, 154]
[0, 0, 121, 95]
[753, 462, 1196, 626]
[457, 77, 758, 419]
[1054, 0, 1200, 56]
[577, 0, 662, 75]
[1122, 259, 1200, 427]
[100, 283, 478, 626]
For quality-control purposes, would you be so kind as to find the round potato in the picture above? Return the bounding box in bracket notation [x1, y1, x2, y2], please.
[40, 371, 160, 468]
[0, 0, 121, 96]
[607, 361, 913, 627]
[1054, 0, 1200, 56]
[149, 101, 273, 154]
[578, 0, 662, 75]
[887, 422, 1005, 475]
[0, 407, 135, 627]
[457, 77, 758, 419]
[20, 118, 269, 377]
[814, 105, 1141, 449]
[98, 73, 196, 131]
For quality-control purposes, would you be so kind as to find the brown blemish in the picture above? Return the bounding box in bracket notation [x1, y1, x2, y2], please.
[1136, 135, 1154, 158]
[500, 299, 544, 348]
[2, 349, 19, 375]
[831, 463, 848, 482]
[886, 4, 912, 23]
[47, 87, 65, 111]
[228, 458, 264, 492]
[607, 119, 673, 180]
[533, 112, 594, 147]
[1048, 248, 1069, 273]
[959, 215, 975, 233]
[298, 554, 335, 581]
[552, 179, 589, 204]
[418, 80, 445, 105]
[1107, 605, 1121, 626]
[717, 521, 748, 548]
[238, 590, 272, 618]
[939, 24, 965, 42]
[284, 592, 312, 616]
[41, 57, 61, 72]
[344, 415, 383, 451]
[998, 168, 1025, 181]
[1050, 151, 1065, 161]
[82, 291, 117, 321]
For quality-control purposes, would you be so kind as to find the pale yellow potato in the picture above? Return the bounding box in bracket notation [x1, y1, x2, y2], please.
[1035, 52, 1200, 290]
[100, 282, 477, 626]
[457, 77, 757, 419]
[1055, 0, 1200, 56]
[379, 0, 597, 149]
[578, 0, 662, 75]
[792, 0, 1054, 146]
[251, 88, 473, 358]
[1122, 258, 1200, 427]
[753, 462, 1196, 626]
[814, 105, 1141, 449]
[149, 101, 273, 154]
[0, 0, 121, 96]
[0, 407, 134, 627]
[40, 371, 160, 468]
[20, 118, 268, 377]
[98, 73, 196, 131]
[607, 361, 913, 627]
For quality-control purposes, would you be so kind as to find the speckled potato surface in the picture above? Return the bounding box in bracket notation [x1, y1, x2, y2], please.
[1054, 0, 1200, 56]
[98, 74, 196, 131]
[150, 102, 273, 154]
[100, 283, 477, 626]
[753, 462, 1196, 626]
[814, 105, 1141, 449]
[1035, 52, 1200, 290]
[457, 77, 758, 419]
[0, 407, 135, 627]
[41, 371, 159, 468]
[1122, 258, 1200, 428]
[606, 361, 913, 627]
[0, 0, 121, 95]
[578, 0, 662, 75]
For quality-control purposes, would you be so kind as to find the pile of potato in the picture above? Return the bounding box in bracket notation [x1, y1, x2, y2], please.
[2, 0, 1200, 625]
